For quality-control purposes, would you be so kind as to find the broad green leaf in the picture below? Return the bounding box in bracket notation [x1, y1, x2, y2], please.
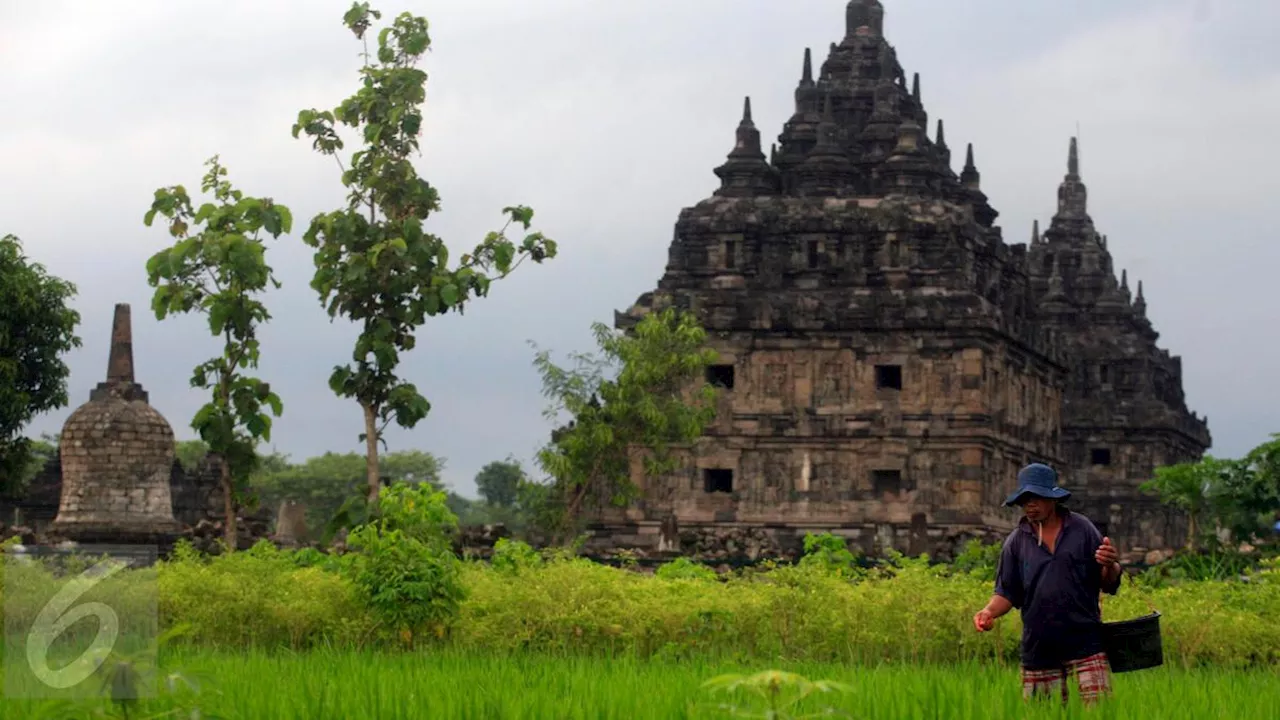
[438, 283, 458, 308]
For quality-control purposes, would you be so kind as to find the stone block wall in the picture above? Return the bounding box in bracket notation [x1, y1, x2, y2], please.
[55, 397, 178, 534]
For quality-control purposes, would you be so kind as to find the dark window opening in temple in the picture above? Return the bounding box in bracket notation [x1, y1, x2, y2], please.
[1091, 448, 1112, 466]
[724, 240, 737, 270]
[875, 364, 903, 390]
[703, 468, 734, 493]
[706, 364, 735, 389]
[1099, 364, 1111, 384]
[807, 240, 821, 269]
[872, 469, 902, 495]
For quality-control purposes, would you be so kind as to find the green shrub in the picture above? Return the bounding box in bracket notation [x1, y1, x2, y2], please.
[654, 557, 717, 581]
[158, 540, 371, 649]
[345, 525, 465, 646]
[340, 483, 467, 646]
[491, 538, 542, 575]
[797, 532, 863, 579]
[950, 538, 1002, 581]
[375, 481, 458, 548]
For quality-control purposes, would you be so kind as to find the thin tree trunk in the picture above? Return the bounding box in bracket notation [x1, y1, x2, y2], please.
[558, 483, 590, 546]
[363, 402, 381, 503]
[1186, 513, 1198, 552]
[220, 459, 237, 551]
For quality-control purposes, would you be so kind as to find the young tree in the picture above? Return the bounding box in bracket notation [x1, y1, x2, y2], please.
[1211, 434, 1280, 544]
[0, 235, 81, 492]
[292, 3, 557, 503]
[1142, 457, 1228, 551]
[144, 156, 291, 550]
[531, 309, 720, 538]
[475, 458, 525, 508]
[1143, 434, 1280, 550]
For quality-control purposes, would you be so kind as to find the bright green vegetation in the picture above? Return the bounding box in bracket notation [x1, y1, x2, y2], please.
[2, 651, 1278, 719]
[140, 538, 1280, 667]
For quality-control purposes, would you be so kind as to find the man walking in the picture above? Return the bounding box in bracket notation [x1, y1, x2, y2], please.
[973, 463, 1123, 704]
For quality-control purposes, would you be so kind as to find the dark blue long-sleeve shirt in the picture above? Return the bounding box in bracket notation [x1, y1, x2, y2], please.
[994, 508, 1122, 669]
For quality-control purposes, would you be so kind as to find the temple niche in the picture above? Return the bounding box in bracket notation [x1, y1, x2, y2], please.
[587, 0, 1208, 562]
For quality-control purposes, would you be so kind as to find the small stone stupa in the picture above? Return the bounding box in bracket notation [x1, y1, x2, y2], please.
[51, 304, 181, 544]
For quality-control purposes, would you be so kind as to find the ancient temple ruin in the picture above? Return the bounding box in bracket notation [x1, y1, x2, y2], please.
[49, 304, 183, 544]
[1026, 138, 1212, 552]
[590, 0, 1209, 561]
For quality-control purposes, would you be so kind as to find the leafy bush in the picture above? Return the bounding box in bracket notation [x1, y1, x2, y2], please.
[950, 538, 1002, 581]
[343, 483, 466, 646]
[374, 481, 459, 548]
[491, 538, 542, 575]
[797, 532, 863, 579]
[158, 540, 370, 649]
[654, 557, 718, 581]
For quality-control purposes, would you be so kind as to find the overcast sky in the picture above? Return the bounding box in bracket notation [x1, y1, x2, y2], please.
[3, 0, 1276, 498]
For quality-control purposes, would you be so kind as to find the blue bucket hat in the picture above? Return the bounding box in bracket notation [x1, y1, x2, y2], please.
[1003, 463, 1070, 507]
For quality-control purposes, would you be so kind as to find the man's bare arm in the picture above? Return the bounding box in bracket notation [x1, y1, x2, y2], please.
[974, 594, 1014, 632]
[984, 594, 1014, 618]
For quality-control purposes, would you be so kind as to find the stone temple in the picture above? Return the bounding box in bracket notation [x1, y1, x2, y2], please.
[50, 303, 182, 544]
[590, 0, 1210, 561]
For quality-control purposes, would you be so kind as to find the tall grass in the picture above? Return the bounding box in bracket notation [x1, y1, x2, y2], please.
[1, 651, 1276, 719]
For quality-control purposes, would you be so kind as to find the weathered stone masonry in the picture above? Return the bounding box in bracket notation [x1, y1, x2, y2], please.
[49, 303, 182, 544]
[588, 1, 1210, 561]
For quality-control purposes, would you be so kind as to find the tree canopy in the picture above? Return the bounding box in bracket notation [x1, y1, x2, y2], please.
[0, 235, 81, 493]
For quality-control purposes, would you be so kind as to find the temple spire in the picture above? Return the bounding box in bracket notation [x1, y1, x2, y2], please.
[958, 143, 998, 226]
[801, 48, 813, 86]
[911, 72, 921, 103]
[1121, 268, 1129, 292]
[713, 96, 776, 197]
[935, 119, 946, 149]
[1031, 219, 1040, 245]
[727, 96, 762, 158]
[795, 93, 854, 197]
[846, 0, 885, 37]
[1135, 280, 1147, 315]
[106, 303, 135, 385]
[90, 302, 149, 403]
[960, 143, 979, 189]
[1055, 135, 1089, 219]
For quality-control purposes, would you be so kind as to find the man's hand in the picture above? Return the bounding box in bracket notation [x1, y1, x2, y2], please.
[973, 608, 995, 633]
[1095, 536, 1119, 567]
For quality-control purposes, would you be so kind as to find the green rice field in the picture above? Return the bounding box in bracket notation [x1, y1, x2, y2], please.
[3, 651, 1278, 719]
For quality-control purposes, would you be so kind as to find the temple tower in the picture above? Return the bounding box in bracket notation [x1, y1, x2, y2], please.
[51, 304, 181, 544]
[598, 0, 1069, 558]
[1027, 138, 1212, 554]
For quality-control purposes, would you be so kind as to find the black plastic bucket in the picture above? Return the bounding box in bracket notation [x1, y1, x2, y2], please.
[1102, 611, 1163, 673]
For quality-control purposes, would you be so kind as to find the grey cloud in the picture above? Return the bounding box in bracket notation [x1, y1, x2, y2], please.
[3, 0, 1277, 497]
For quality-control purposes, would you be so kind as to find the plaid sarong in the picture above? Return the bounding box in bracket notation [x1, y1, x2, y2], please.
[1021, 651, 1112, 704]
